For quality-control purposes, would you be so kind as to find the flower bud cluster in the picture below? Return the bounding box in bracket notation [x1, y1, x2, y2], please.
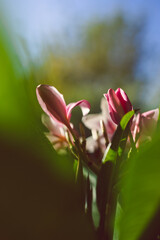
[36, 84, 159, 165]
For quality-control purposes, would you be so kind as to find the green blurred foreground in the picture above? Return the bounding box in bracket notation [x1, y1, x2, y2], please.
[0, 22, 95, 240]
[0, 18, 160, 240]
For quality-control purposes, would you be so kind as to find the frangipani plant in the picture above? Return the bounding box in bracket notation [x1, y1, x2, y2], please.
[36, 84, 90, 133]
[36, 84, 159, 240]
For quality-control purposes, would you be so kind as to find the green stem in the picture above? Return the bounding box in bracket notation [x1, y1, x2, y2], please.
[68, 125, 100, 175]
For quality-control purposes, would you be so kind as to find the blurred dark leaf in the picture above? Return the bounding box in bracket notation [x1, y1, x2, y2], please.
[76, 158, 85, 212]
[96, 161, 115, 239]
[86, 174, 94, 226]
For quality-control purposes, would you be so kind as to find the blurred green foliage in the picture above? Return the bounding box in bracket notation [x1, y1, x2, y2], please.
[32, 15, 144, 113]
[119, 127, 160, 240]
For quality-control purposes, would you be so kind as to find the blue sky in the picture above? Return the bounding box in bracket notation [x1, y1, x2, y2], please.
[2, 0, 160, 53]
[1, 0, 160, 102]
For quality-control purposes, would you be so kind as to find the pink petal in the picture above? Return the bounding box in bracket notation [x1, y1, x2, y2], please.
[141, 108, 159, 120]
[106, 119, 117, 135]
[104, 89, 124, 117]
[107, 100, 122, 125]
[141, 108, 159, 131]
[45, 132, 68, 150]
[66, 100, 90, 121]
[132, 113, 141, 141]
[115, 88, 132, 113]
[41, 114, 66, 138]
[36, 85, 69, 126]
[100, 97, 117, 135]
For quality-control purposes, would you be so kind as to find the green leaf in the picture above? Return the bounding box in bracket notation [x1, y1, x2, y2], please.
[119, 132, 160, 240]
[102, 146, 117, 164]
[96, 161, 115, 239]
[120, 110, 134, 130]
[96, 162, 115, 214]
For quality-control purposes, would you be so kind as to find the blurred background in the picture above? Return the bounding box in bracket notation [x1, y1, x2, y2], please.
[1, 0, 160, 111]
[0, 1, 160, 239]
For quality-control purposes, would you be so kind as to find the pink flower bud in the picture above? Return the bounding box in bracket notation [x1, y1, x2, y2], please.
[104, 88, 133, 124]
[36, 84, 91, 129]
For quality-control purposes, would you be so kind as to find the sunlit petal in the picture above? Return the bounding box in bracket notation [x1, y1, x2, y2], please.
[66, 100, 90, 120]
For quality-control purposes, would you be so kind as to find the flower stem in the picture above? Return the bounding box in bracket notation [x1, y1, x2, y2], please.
[68, 125, 100, 175]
